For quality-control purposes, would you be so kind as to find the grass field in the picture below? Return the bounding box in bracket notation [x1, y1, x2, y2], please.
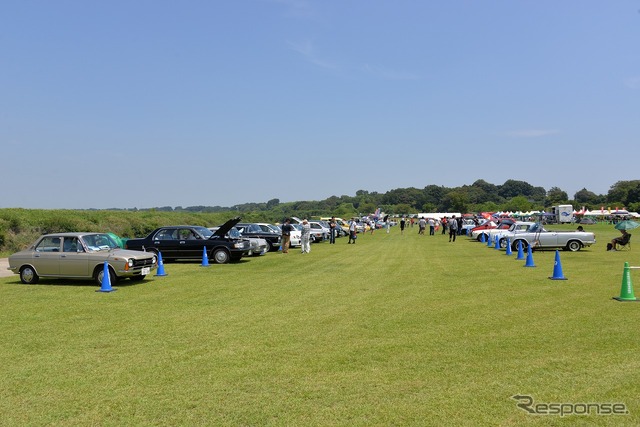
[2, 223, 640, 426]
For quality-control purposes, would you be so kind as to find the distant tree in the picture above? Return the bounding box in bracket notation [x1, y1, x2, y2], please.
[392, 203, 415, 216]
[474, 201, 501, 213]
[441, 190, 469, 213]
[607, 180, 640, 206]
[530, 186, 547, 203]
[574, 188, 599, 205]
[423, 185, 448, 207]
[546, 187, 569, 206]
[499, 180, 536, 199]
[266, 198, 280, 209]
[503, 196, 533, 212]
[335, 203, 358, 218]
[421, 202, 437, 213]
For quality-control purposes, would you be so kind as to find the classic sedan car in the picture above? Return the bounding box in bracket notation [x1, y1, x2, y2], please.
[8, 232, 157, 285]
[498, 222, 596, 252]
[125, 218, 251, 263]
[235, 223, 282, 252]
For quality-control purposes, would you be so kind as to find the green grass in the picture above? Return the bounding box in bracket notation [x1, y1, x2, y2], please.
[2, 224, 640, 426]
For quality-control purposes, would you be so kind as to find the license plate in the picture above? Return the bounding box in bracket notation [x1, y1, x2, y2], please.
[141, 267, 150, 275]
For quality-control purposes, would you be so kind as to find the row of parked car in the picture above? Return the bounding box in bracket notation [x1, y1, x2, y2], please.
[6, 217, 349, 286]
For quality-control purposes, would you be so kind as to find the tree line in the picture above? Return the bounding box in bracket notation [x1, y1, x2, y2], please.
[129, 179, 640, 219]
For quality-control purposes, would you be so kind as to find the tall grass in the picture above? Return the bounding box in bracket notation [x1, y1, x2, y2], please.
[1, 223, 639, 425]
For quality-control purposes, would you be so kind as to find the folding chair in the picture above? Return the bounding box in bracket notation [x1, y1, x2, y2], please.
[620, 234, 632, 251]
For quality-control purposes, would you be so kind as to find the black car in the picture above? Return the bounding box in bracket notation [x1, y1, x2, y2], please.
[125, 217, 251, 264]
[234, 223, 282, 252]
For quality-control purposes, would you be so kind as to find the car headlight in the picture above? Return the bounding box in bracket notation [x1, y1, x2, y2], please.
[128, 258, 134, 268]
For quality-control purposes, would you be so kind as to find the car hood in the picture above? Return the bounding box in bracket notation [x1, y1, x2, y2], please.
[211, 217, 242, 238]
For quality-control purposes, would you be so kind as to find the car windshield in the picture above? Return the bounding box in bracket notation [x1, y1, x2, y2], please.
[291, 224, 302, 231]
[268, 225, 281, 233]
[83, 234, 120, 251]
[529, 223, 543, 233]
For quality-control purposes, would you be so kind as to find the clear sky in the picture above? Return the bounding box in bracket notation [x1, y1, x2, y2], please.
[2, 1, 639, 209]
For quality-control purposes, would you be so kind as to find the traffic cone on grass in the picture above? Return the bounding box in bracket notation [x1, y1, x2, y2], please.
[201, 246, 210, 267]
[155, 251, 167, 276]
[548, 250, 567, 280]
[494, 235, 500, 250]
[505, 238, 512, 256]
[613, 262, 639, 302]
[515, 240, 525, 260]
[480, 233, 485, 244]
[96, 261, 116, 292]
[487, 235, 492, 247]
[524, 245, 536, 267]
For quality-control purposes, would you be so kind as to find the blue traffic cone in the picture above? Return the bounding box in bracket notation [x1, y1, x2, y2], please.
[480, 233, 485, 243]
[155, 251, 167, 276]
[549, 250, 567, 280]
[201, 246, 210, 267]
[505, 238, 512, 256]
[524, 244, 536, 267]
[515, 240, 525, 260]
[494, 235, 500, 250]
[96, 261, 116, 292]
[487, 234, 492, 247]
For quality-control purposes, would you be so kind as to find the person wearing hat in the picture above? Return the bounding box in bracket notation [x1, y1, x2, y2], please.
[300, 218, 311, 253]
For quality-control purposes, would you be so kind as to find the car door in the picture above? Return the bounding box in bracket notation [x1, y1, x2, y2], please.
[536, 229, 558, 248]
[33, 236, 62, 276]
[60, 236, 90, 277]
[152, 228, 181, 258]
[177, 228, 202, 260]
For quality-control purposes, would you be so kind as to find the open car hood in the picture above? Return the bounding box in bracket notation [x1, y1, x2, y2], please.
[211, 217, 242, 238]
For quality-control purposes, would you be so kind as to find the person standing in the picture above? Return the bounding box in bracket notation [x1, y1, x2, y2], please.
[384, 215, 390, 234]
[328, 216, 337, 244]
[300, 218, 311, 253]
[448, 215, 458, 242]
[441, 217, 448, 235]
[400, 216, 406, 235]
[281, 218, 292, 253]
[418, 217, 426, 235]
[428, 217, 435, 235]
[348, 218, 358, 244]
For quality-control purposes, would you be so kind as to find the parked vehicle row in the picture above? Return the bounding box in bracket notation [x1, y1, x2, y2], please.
[470, 220, 596, 252]
[6, 217, 332, 286]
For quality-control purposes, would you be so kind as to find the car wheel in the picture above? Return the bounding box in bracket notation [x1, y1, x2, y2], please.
[213, 248, 230, 264]
[94, 265, 117, 286]
[478, 233, 488, 242]
[264, 241, 273, 252]
[20, 266, 39, 284]
[566, 240, 582, 252]
[498, 238, 508, 249]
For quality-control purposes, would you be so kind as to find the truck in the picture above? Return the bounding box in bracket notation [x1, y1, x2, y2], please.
[551, 205, 574, 223]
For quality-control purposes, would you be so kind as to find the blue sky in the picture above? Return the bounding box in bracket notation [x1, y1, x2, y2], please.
[2, 1, 639, 209]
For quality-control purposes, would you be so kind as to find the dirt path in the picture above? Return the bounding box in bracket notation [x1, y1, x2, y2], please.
[0, 258, 13, 278]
